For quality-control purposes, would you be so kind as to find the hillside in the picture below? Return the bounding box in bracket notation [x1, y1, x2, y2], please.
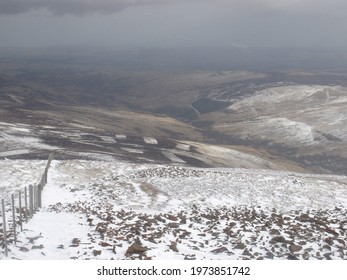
[1, 158, 346, 260]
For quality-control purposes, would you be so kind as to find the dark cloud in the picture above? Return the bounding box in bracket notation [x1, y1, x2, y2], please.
[1, 0, 347, 49]
[1, 1, 347, 16]
[0, 0, 165, 15]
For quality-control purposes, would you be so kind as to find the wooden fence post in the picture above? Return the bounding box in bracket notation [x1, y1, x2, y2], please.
[18, 191, 23, 232]
[24, 187, 28, 223]
[38, 183, 42, 208]
[29, 185, 34, 218]
[11, 194, 17, 245]
[33, 185, 37, 211]
[1, 199, 8, 257]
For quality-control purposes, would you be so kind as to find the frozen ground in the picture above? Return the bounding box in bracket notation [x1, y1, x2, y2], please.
[1, 159, 346, 260]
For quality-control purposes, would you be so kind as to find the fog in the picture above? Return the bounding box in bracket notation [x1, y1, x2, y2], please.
[0, 0, 346, 49]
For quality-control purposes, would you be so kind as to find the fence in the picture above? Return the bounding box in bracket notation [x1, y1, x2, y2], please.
[0, 153, 54, 257]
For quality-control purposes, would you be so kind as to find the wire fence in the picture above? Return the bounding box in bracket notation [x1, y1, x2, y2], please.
[0, 153, 54, 257]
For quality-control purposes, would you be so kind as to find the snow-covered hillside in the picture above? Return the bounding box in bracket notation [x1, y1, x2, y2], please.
[1, 159, 346, 260]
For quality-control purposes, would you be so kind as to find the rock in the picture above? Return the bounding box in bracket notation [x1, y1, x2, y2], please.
[165, 214, 178, 221]
[93, 250, 102, 256]
[147, 237, 158, 244]
[325, 237, 334, 246]
[325, 227, 338, 236]
[323, 245, 331, 251]
[99, 242, 112, 247]
[31, 244, 44, 250]
[106, 216, 113, 222]
[72, 238, 81, 245]
[234, 243, 247, 250]
[169, 242, 179, 252]
[242, 249, 253, 257]
[324, 253, 332, 260]
[289, 244, 303, 253]
[27, 236, 43, 244]
[270, 229, 281, 235]
[299, 213, 311, 222]
[155, 216, 166, 223]
[184, 254, 196, 260]
[126, 242, 148, 256]
[265, 251, 275, 259]
[19, 247, 30, 252]
[168, 222, 179, 228]
[269, 236, 288, 244]
[287, 254, 299, 260]
[211, 246, 230, 254]
[57, 244, 64, 249]
[302, 251, 310, 260]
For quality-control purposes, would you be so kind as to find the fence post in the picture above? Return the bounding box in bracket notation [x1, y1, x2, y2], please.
[24, 187, 28, 223]
[35, 184, 39, 210]
[1, 199, 8, 257]
[38, 183, 42, 208]
[29, 185, 34, 218]
[18, 191, 23, 232]
[45, 169, 48, 184]
[11, 194, 17, 245]
[33, 185, 37, 211]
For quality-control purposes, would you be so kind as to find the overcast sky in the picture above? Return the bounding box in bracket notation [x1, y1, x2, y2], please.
[0, 0, 346, 49]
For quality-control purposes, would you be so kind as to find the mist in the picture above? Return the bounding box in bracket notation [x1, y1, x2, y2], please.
[0, 0, 346, 49]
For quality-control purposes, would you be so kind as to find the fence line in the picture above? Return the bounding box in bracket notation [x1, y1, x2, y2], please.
[0, 153, 54, 258]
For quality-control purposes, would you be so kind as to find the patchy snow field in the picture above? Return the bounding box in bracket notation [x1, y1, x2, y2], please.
[1, 159, 346, 260]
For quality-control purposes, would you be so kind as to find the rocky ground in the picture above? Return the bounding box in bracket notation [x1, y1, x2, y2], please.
[2, 160, 346, 260]
[42, 203, 347, 260]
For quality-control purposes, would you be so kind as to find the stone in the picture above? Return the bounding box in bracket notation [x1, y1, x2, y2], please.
[19, 247, 30, 252]
[269, 236, 288, 244]
[324, 253, 332, 260]
[168, 222, 179, 228]
[99, 242, 112, 247]
[31, 244, 44, 250]
[270, 229, 281, 235]
[242, 249, 253, 257]
[265, 251, 275, 259]
[72, 238, 81, 245]
[289, 244, 302, 253]
[287, 254, 299, 260]
[169, 242, 179, 252]
[211, 246, 230, 254]
[93, 250, 102, 256]
[184, 254, 196, 260]
[234, 242, 247, 250]
[126, 242, 147, 256]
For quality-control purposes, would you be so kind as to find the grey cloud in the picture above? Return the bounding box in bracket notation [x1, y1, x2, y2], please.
[0, 0, 165, 15]
[1, 0, 346, 16]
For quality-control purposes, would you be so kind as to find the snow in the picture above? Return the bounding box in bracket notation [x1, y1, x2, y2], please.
[0, 122, 58, 153]
[161, 151, 186, 163]
[0, 149, 31, 157]
[115, 134, 126, 140]
[143, 137, 158, 145]
[121, 147, 144, 154]
[175, 143, 190, 151]
[1, 159, 347, 260]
